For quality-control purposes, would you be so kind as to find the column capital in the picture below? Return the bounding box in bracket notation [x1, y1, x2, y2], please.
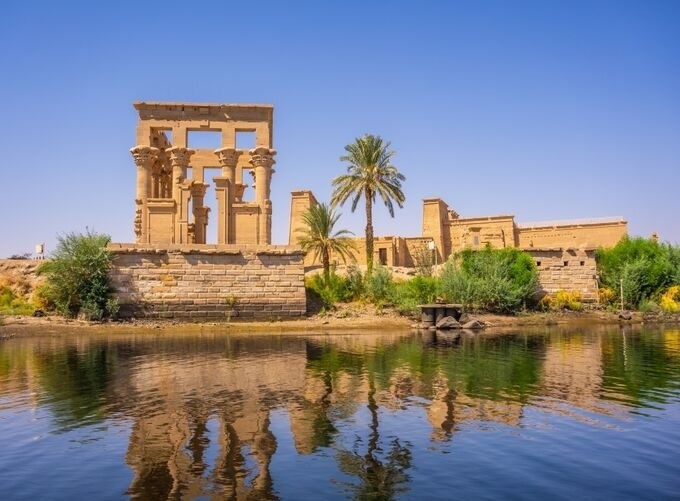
[130, 146, 159, 167]
[214, 147, 243, 167]
[249, 147, 276, 169]
[189, 182, 209, 198]
[166, 146, 195, 167]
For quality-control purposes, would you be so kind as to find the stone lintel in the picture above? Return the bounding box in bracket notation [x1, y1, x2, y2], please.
[107, 243, 304, 256]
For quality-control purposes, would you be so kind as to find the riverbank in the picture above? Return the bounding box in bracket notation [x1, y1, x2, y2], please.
[2, 304, 679, 338]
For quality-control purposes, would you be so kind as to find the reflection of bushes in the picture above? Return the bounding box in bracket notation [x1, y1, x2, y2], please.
[35, 345, 117, 428]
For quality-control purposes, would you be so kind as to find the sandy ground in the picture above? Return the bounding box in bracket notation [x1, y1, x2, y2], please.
[2, 303, 677, 339]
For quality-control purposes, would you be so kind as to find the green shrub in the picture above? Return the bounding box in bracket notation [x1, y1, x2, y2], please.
[0, 286, 35, 316]
[365, 266, 394, 305]
[343, 265, 365, 301]
[440, 246, 538, 313]
[539, 290, 583, 311]
[306, 272, 349, 310]
[596, 237, 680, 309]
[391, 275, 440, 316]
[38, 230, 117, 320]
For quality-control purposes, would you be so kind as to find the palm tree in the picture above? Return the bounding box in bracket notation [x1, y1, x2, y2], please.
[331, 134, 406, 275]
[297, 203, 356, 282]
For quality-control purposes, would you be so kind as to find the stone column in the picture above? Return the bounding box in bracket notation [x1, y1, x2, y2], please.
[214, 148, 243, 244]
[249, 147, 276, 244]
[130, 146, 159, 243]
[190, 183, 209, 244]
[166, 147, 195, 244]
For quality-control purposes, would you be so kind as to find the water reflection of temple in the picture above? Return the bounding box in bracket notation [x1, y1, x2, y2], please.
[1, 328, 667, 498]
[123, 348, 308, 499]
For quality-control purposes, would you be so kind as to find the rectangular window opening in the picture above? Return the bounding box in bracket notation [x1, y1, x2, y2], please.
[536, 261, 541, 267]
[580, 261, 585, 266]
[187, 130, 222, 149]
[563, 261, 569, 267]
[236, 130, 256, 150]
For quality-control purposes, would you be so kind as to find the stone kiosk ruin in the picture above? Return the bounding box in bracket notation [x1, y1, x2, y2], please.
[109, 102, 306, 320]
[130, 102, 276, 246]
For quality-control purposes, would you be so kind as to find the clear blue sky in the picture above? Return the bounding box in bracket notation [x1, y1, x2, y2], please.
[1, 0, 678, 257]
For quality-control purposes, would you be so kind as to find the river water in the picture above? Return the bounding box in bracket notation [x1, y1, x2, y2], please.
[0, 325, 678, 500]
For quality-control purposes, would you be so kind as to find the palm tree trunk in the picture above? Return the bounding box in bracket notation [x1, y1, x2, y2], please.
[322, 247, 330, 283]
[365, 188, 374, 275]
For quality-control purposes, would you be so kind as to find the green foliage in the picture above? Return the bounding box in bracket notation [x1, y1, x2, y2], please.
[440, 246, 538, 313]
[343, 265, 365, 301]
[365, 266, 394, 305]
[331, 134, 406, 274]
[38, 230, 117, 320]
[306, 272, 350, 310]
[0, 286, 35, 315]
[596, 237, 680, 308]
[391, 276, 440, 316]
[298, 203, 356, 280]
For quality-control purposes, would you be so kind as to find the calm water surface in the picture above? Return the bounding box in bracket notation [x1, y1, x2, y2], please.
[0, 325, 679, 500]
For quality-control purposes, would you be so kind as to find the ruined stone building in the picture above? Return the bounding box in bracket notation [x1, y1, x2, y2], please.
[109, 102, 306, 320]
[130, 102, 276, 246]
[289, 191, 628, 300]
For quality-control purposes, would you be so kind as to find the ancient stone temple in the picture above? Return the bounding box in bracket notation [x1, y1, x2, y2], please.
[130, 102, 276, 245]
[108, 102, 306, 320]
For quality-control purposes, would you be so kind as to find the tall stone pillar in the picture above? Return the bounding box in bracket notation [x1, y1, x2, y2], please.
[166, 147, 195, 244]
[190, 183, 210, 244]
[214, 148, 243, 244]
[249, 147, 276, 244]
[130, 146, 159, 243]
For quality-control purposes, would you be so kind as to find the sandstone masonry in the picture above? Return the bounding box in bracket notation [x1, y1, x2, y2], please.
[108, 244, 306, 320]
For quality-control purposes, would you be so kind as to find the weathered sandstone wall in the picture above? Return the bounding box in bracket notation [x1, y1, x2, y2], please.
[527, 248, 598, 301]
[108, 244, 306, 320]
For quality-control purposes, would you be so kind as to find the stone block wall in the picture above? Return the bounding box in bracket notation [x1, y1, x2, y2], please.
[108, 244, 306, 320]
[527, 248, 599, 301]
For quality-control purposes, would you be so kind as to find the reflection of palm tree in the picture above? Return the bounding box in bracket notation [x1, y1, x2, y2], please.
[335, 373, 412, 499]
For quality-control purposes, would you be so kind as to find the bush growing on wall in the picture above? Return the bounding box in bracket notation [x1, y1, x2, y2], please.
[440, 246, 538, 313]
[596, 237, 680, 309]
[38, 230, 118, 321]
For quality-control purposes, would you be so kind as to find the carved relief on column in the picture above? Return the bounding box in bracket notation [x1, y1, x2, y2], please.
[130, 146, 159, 201]
[214, 147, 242, 182]
[166, 147, 195, 183]
[130, 146, 159, 241]
[166, 147, 195, 244]
[190, 183, 210, 244]
[249, 147, 276, 245]
[214, 148, 243, 244]
[249, 147, 276, 204]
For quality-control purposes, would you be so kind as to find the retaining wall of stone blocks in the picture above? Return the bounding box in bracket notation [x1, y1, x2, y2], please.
[108, 244, 306, 320]
[527, 248, 599, 301]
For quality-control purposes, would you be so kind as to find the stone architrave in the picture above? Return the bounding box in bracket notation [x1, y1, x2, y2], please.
[214, 148, 243, 244]
[130, 146, 159, 242]
[249, 147, 276, 244]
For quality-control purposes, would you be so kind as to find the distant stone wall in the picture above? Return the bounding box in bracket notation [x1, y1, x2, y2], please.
[527, 248, 599, 301]
[108, 244, 306, 320]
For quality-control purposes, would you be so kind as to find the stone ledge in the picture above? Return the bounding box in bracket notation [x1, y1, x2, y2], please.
[108, 243, 305, 256]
